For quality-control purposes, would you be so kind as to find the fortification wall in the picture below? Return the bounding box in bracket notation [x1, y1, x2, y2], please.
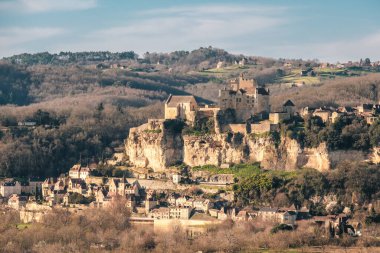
[226, 124, 247, 134]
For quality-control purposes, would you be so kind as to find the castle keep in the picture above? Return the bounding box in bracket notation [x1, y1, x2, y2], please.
[219, 74, 270, 122]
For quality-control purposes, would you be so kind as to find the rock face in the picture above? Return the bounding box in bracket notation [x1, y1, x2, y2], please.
[126, 122, 368, 172]
[370, 147, 380, 164]
[126, 120, 184, 172]
[182, 134, 331, 171]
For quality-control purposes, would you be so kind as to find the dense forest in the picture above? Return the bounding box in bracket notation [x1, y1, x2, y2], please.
[0, 47, 380, 177]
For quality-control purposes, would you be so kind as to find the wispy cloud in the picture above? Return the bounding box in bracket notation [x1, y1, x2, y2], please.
[55, 4, 288, 54]
[0, 0, 97, 13]
[0, 27, 65, 56]
[141, 4, 288, 16]
[268, 31, 380, 62]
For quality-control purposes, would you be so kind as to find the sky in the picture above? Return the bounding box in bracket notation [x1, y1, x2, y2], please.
[0, 0, 379, 62]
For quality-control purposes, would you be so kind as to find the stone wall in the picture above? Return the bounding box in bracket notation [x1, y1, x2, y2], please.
[226, 124, 247, 134]
[269, 112, 290, 124]
[250, 121, 277, 134]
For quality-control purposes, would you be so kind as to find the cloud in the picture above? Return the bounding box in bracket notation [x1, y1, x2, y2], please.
[141, 4, 288, 16]
[0, 27, 65, 57]
[54, 4, 288, 55]
[0, 0, 97, 13]
[267, 31, 380, 62]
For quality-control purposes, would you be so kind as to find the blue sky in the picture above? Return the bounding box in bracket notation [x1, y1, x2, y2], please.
[0, 0, 379, 62]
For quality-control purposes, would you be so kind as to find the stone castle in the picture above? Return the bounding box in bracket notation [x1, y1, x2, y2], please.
[219, 74, 270, 122]
[125, 74, 378, 172]
[164, 73, 270, 127]
[125, 74, 313, 172]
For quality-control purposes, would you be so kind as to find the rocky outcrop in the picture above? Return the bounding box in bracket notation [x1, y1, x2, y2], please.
[126, 120, 183, 172]
[125, 121, 370, 172]
[370, 147, 380, 164]
[182, 134, 331, 171]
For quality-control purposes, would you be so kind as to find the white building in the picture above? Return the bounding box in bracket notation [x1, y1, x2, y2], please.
[172, 174, 181, 184]
[0, 181, 21, 198]
[69, 164, 90, 180]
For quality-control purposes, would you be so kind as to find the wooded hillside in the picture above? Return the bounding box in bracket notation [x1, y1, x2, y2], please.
[0, 47, 379, 177]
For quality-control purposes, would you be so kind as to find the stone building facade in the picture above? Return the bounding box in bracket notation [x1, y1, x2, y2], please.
[219, 74, 270, 122]
[164, 95, 198, 124]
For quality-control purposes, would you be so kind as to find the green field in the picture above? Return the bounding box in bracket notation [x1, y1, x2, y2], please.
[277, 68, 320, 85]
[192, 163, 297, 180]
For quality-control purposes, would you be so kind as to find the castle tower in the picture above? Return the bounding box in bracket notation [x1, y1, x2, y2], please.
[254, 87, 270, 117]
[283, 100, 295, 115]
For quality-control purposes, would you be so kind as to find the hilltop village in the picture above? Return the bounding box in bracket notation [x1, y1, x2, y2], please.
[3, 74, 380, 238]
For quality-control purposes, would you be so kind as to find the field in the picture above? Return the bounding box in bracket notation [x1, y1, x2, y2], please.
[277, 68, 320, 86]
[192, 163, 297, 180]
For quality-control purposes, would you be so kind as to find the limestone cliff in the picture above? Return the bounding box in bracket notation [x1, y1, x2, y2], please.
[125, 122, 368, 172]
[182, 134, 331, 171]
[126, 119, 184, 172]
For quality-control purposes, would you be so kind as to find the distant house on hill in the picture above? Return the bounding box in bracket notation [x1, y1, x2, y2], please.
[300, 67, 315, 77]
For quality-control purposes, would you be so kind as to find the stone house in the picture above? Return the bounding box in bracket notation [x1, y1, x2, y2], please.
[150, 207, 170, 219]
[69, 164, 90, 180]
[124, 180, 141, 196]
[283, 100, 296, 116]
[167, 193, 179, 206]
[86, 183, 99, 197]
[92, 188, 112, 208]
[67, 178, 86, 195]
[357, 104, 374, 114]
[257, 207, 279, 222]
[149, 206, 192, 220]
[164, 95, 198, 123]
[0, 180, 21, 198]
[175, 195, 191, 207]
[108, 178, 120, 196]
[365, 114, 378, 125]
[193, 199, 212, 213]
[47, 190, 66, 206]
[53, 179, 66, 192]
[258, 207, 297, 225]
[108, 177, 141, 197]
[23, 179, 43, 195]
[169, 206, 192, 219]
[279, 210, 297, 225]
[79, 167, 90, 180]
[313, 108, 333, 123]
